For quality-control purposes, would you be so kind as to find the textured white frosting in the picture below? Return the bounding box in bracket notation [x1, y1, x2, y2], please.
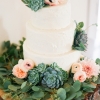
[26, 21, 75, 55]
[23, 41, 81, 71]
[31, 0, 71, 29]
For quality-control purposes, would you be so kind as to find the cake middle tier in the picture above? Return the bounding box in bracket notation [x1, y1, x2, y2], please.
[26, 21, 75, 55]
[23, 41, 81, 71]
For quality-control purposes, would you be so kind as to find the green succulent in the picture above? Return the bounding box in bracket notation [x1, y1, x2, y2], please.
[72, 22, 88, 51]
[50, 62, 68, 82]
[50, 62, 61, 71]
[36, 63, 46, 73]
[61, 70, 68, 82]
[28, 69, 39, 85]
[22, 0, 45, 11]
[42, 67, 64, 88]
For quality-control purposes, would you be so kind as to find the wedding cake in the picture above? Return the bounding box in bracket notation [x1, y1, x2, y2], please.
[23, 0, 81, 71]
[1, 0, 100, 100]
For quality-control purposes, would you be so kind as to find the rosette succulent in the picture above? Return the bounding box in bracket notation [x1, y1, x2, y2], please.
[36, 63, 46, 73]
[61, 70, 68, 81]
[73, 22, 88, 51]
[28, 69, 39, 85]
[42, 66, 64, 88]
[22, 0, 45, 11]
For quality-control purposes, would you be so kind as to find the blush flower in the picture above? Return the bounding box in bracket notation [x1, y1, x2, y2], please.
[12, 64, 27, 79]
[18, 59, 24, 64]
[80, 59, 100, 78]
[44, 0, 63, 6]
[20, 59, 35, 72]
[73, 71, 86, 82]
[71, 63, 82, 73]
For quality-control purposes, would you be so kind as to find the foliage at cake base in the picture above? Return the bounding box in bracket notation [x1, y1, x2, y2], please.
[0, 39, 100, 100]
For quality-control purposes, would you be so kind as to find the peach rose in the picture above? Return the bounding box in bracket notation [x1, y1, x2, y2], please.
[44, 0, 63, 6]
[80, 59, 100, 78]
[71, 63, 82, 73]
[73, 71, 86, 82]
[12, 64, 27, 79]
[20, 59, 35, 72]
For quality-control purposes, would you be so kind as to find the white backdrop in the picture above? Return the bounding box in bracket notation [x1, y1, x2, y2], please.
[0, 0, 97, 56]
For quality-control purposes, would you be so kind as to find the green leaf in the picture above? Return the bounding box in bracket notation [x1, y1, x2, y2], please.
[13, 78, 24, 85]
[22, 98, 33, 100]
[0, 68, 7, 72]
[0, 57, 5, 63]
[21, 81, 27, 89]
[96, 58, 100, 65]
[21, 84, 31, 93]
[0, 71, 8, 76]
[14, 49, 18, 58]
[66, 93, 76, 100]
[57, 88, 66, 100]
[75, 91, 82, 98]
[83, 87, 94, 92]
[0, 77, 3, 84]
[73, 81, 81, 92]
[82, 82, 96, 88]
[32, 91, 44, 99]
[78, 22, 84, 28]
[41, 93, 51, 100]
[3, 41, 10, 49]
[63, 83, 70, 92]
[3, 80, 11, 89]
[67, 78, 73, 84]
[8, 85, 18, 91]
[69, 86, 76, 94]
[32, 86, 40, 91]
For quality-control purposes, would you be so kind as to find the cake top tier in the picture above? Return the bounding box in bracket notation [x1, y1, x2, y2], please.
[31, 0, 71, 29]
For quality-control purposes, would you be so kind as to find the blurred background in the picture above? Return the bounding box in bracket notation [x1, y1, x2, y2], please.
[0, 0, 100, 59]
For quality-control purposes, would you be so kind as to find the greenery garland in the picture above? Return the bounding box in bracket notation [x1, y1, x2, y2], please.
[0, 38, 100, 100]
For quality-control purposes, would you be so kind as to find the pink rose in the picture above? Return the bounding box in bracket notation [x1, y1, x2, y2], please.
[80, 59, 100, 78]
[12, 64, 27, 79]
[73, 71, 86, 82]
[71, 63, 82, 73]
[18, 59, 24, 64]
[20, 59, 35, 72]
[44, 0, 63, 6]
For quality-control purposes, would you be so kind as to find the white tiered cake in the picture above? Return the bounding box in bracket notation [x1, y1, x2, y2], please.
[23, 0, 81, 71]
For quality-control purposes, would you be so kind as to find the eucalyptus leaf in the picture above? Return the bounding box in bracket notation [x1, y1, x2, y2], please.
[75, 91, 82, 98]
[21, 84, 31, 93]
[57, 88, 66, 100]
[69, 86, 76, 94]
[32, 91, 44, 99]
[21, 81, 27, 89]
[66, 93, 76, 100]
[8, 85, 18, 91]
[32, 86, 40, 91]
[73, 81, 81, 92]
[96, 58, 100, 65]
[41, 93, 51, 100]
[13, 78, 24, 84]
[83, 87, 94, 92]
[3, 80, 11, 89]
[0, 68, 7, 72]
[82, 82, 96, 88]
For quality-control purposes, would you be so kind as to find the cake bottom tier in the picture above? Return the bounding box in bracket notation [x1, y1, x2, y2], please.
[23, 42, 81, 71]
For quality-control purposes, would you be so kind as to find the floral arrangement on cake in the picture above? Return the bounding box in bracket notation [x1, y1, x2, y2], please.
[0, 35, 100, 100]
[21, 0, 64, 11]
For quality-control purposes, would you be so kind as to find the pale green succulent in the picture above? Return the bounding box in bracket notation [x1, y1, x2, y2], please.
[28, 69, 39, 85]
[22, 0, 45, 11]
[42, 66, 64, 88]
